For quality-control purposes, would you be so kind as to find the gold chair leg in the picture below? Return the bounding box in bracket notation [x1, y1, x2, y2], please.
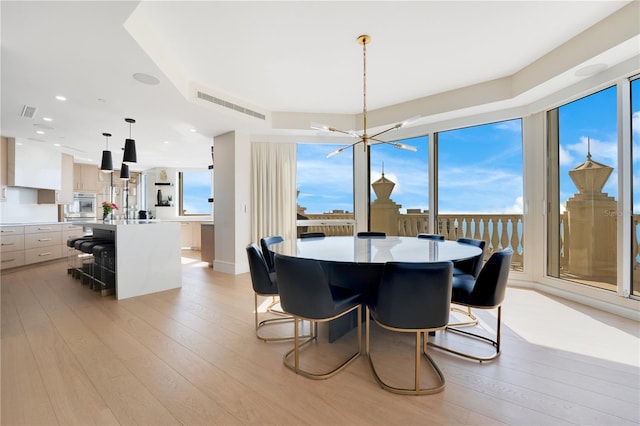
[448, 305, 478, 327]
[428, 306, 501, 362]
[255, 294, 311, 342]
[366, 312, 445, 395]
[283, 305, 361, 380]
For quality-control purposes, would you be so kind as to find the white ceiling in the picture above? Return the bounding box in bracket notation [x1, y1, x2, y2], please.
[1, 1, 637, 170]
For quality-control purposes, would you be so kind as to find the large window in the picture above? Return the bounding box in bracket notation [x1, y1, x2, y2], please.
[369, 135, 429, 236]
[436, 119, 524, 270]
[547, 86, 618, 290]
[296, 143, 354, 235]
[179, 170, 212, 216]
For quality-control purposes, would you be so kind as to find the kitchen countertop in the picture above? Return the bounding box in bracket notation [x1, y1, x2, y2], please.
[0, 221, 78, 226]
[73, 219, 166, 226]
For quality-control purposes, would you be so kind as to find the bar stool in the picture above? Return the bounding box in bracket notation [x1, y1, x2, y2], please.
[66, 236, 91, 276]
[92, 243, 116, 296]
[75, 238, 109, 286]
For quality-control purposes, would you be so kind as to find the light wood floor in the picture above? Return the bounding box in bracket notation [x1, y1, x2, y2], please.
[1, 253, 638, 425]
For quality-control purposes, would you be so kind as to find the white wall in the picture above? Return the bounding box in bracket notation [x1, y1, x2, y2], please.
[213, 131, 251, 274]
[145, 167, 178, 220]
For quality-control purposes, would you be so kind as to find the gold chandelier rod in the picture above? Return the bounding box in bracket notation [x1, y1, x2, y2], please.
[360, 34, 369, 150]
[314, 35, 419, 158]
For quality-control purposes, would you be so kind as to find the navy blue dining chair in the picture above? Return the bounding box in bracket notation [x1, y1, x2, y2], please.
[357, 231, 386, 237]
[429, 248, 513, 361]
[274, 253, 362, 380]
[246, 243, 300, 342]
[417, 233, 445, 241]
[259, 235, 283, 272]
[299, 232, 325, 239]
[366, 261, 453, 395]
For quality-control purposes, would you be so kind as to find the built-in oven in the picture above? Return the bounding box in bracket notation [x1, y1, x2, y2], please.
[65, 192, 97, 220]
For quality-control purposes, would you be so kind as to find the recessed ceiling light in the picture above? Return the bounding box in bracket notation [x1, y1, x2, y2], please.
[164, 141, 170, 144]
[36, 130, 45, 134]
[53, 143, 61, 147]
[133, 73, 160, 85]
[189, 128, 197, 133]
[55, 95, 67, 101]
[34, 123, 53, 130]
[575, 63, 607, 77]
[43, 117, 53, 122]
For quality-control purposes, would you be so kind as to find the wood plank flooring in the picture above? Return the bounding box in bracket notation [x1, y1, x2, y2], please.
[1, 253, 638, 425]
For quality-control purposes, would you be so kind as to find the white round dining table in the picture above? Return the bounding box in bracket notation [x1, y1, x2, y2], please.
[269, 235, 482, 264]
[269, 236, 482, 342]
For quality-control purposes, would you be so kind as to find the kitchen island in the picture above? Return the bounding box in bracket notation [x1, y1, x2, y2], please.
[73, 219, 181, 300]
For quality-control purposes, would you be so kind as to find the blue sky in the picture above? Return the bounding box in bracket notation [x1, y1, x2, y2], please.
[182, 171, 212, 215]
[296, 81, 639, 216]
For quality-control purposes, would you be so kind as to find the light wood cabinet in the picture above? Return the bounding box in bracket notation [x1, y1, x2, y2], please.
[74, 163, 99, 192]
[1, 136, 8, 186]
[178, 221, 205, 249]
[0, 137, 7, 202]
[200, 223, 214, 266]
[179, 222, 190, 248]
[38, 153, 74, 204]
[0, 224, 70, 270]
[0, 226, 25, 269]
[192, 222, 201, 249]
[24, 225, 63, 266]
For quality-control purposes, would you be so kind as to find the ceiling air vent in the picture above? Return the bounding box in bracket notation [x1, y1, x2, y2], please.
[197, 91, 265, 120]
[20, 105, 37, 118]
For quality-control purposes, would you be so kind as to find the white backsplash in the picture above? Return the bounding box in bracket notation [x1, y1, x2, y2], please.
[0, 187, 58, 223]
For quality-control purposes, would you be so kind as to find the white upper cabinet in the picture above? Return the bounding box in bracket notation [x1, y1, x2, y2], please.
[7, 138, 61, 190]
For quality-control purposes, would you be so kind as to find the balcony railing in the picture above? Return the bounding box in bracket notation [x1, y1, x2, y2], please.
[298, 211, 524, 270]
[297, 211, 640, 280]
[398, 212, 524, 270]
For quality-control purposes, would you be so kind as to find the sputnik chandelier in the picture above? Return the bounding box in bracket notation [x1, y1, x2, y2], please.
[312, 35, 419, 158]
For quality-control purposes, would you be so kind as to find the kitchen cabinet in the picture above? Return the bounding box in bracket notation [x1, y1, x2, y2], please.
[38, 153, 74, 204]
[178, 221, 204, 250]
[7, 138, 61, 190]
[23, 224, 62, 265]
[0, 223, 79, 270]
[0, 137, 7, 186]
[0, 226, 25, 269]
[1, 137, 7, 201]
[200, 223, 214, 266]
[74, 163, 99, 192]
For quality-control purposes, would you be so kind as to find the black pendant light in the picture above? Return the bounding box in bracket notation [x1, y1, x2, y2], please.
[100, 132, 113, 173]
[119, 162, 130, 180]
[123, 117, 137, 164]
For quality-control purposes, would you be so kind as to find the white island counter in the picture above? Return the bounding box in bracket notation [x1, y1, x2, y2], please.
[74, 219, 181, 300]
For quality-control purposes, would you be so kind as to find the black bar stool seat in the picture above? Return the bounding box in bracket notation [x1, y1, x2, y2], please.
[92, 243, 116, 296]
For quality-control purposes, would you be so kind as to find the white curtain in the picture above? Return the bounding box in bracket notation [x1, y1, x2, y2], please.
[251, 142, 297, 244]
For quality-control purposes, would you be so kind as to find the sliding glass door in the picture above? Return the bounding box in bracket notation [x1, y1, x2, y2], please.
[547, 86, 618, 290]
[436, 119, 524, 269]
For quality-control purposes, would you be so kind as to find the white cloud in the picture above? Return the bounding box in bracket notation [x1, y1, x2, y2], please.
[504, 196, 524, 214]
[559, 144, 575, 166]
[633, 111, 640, 135]
[565, 136, 617, 167]
[494, 120, 522, 132]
